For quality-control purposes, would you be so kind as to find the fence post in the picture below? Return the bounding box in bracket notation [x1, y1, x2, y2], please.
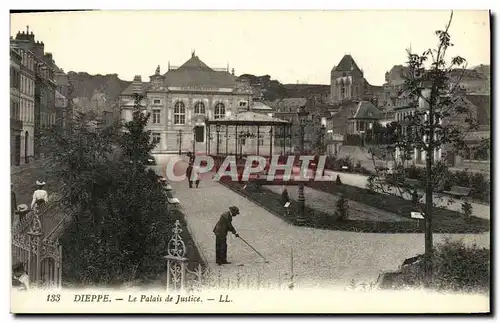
[27, 209, 43, 287]
[58, 244, 63, 289]
[27, 234, 33, 282]
[164, 220, 188, 292]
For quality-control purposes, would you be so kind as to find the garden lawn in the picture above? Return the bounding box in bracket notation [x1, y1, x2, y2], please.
[263, 185, 410, 222]
[220, 179, 490, 234]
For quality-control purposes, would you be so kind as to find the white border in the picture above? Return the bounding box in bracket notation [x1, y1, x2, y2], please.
[2, 1, 498, 322]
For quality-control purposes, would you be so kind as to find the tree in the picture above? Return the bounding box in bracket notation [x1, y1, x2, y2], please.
[118, 93, 158, 166]
[367, 11, 478, 281]
[41, 93, 170, 285]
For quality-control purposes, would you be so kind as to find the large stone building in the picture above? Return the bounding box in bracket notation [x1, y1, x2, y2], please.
[54, 67, 72, 129]
[119, 52, 254, 158]
[269, 98, 330, 154]
[10, 39, 36, 164]
[11, 27, 57, 158]
[10, 48, 23, 166]
[330, 54, 383, 106]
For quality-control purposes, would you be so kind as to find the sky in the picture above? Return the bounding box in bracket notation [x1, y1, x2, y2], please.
[10, 10, 490, 85]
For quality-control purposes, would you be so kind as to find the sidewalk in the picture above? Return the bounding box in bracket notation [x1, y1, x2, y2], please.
[167, 160, 489, 288]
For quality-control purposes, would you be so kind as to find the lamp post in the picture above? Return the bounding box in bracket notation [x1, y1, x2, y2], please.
[177, 129, 182, 155]
[216, 124, 221, 156]
[360, 130, 366, 147]
[320, 124, 326, 154]
[239, 131, 245, 157]
[296, 106, 309, 226]
[192, 126, 196, 157]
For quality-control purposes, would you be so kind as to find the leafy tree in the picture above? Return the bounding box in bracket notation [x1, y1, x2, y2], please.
[118, 93, 158, 166]
[367, 11, 479, 281]
[41, 92, 170, 286]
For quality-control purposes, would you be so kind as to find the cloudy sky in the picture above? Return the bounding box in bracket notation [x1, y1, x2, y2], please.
[10, 10, 490, 85]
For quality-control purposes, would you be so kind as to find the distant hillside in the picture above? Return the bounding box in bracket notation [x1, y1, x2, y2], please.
[66, 71, 331, 109]
[67, 72, 130, 102]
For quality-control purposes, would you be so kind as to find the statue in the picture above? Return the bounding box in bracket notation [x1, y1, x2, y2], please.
[155, 65, 160, 75]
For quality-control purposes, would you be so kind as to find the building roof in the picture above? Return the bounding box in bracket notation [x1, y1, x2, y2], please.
[206, 111, 289, 126]
[267, 98, 307, 112]
[163, 55, 238, 88]
[349, 101, 381, 119]
[121, 82, 148, 96]
[252, 101, 274, 111]
[333, 55, 362, 73]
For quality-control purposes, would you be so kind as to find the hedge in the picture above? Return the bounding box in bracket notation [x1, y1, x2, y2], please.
[404, 164, 490, 203]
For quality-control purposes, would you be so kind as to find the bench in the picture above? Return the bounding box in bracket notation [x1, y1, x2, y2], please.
[443, 186, 472, 198]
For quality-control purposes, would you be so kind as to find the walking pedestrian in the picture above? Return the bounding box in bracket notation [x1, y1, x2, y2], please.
[186, 162, 193, 188]
[213, 206, 240, 265]
[192, 164, 201, 188]
[31, 180, 48, 210]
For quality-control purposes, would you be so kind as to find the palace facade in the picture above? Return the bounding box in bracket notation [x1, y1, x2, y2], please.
[119, 52, 254, 157]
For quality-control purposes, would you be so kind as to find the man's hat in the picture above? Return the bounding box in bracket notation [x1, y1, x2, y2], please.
[36, 180, 46, 186]
[229, 206, 240, 215]
[17, 204, 29, 212]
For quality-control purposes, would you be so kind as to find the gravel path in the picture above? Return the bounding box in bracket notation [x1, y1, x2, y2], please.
[262, 185, 411, 222]
[166, 158, 489, 289]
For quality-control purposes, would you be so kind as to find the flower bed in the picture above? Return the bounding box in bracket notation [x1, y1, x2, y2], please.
[220, 179, 490, 234]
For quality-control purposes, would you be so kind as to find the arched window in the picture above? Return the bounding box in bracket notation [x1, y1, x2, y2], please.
[194, 102, 205, 114]
[214, 103, 225, 119]
[174, 101, 186, 125]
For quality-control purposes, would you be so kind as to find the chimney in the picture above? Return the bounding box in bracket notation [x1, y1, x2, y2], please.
[33, 41, 44, 58]
[132, 75, 142, 94]
[45, 52, 53, 64]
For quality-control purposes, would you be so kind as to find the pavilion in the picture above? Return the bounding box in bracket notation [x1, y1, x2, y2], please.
[204, 111, 292, 158]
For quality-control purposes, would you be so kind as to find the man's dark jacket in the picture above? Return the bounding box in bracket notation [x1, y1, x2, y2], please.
[186, 165, 193, 180]
[213, 211, 236, 237]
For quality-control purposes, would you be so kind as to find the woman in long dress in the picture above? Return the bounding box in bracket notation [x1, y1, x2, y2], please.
[31, 180, 48, 211]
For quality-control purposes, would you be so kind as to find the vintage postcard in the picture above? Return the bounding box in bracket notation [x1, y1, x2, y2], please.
[9, 9, 491, 314]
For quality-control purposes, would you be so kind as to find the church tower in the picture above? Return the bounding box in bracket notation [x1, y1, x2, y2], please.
[330, 54, 365, 103]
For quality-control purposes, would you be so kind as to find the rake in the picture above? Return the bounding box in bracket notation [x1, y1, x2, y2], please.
[237, 235, 269, 263]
